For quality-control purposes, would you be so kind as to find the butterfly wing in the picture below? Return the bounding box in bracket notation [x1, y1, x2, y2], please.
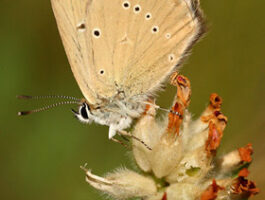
[51, 0, 204, 103]
[112, 0, 204, 96]
[51, 0, 119, 105]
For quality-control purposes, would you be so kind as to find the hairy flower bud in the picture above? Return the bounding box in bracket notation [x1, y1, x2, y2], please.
[83, 168, 157, 199]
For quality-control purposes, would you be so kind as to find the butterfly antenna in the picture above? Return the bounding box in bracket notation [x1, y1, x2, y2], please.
[17, 95, 80, 101]
[18, 101, 80, 116]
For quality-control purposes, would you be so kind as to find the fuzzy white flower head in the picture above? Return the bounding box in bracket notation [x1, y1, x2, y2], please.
[81, 72, 259, 200]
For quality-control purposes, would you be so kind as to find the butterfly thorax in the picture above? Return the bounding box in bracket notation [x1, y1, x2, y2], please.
[74, 94, 148, 138]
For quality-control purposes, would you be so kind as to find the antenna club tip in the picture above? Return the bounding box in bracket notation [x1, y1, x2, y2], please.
[18, 111, 32, 116]
[17, 95, 32, 99]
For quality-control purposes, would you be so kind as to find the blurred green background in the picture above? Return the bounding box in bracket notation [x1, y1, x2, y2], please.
[0, 0, 264, 199]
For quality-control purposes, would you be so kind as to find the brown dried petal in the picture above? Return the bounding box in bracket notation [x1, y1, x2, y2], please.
[205, 122, 223, 156]
[170, 72, 191, 108]
[238, 143, 253, 163]
[232, 168, 259, 198]
[214, 113, 228, 132]
[161, 192, 167, 200]
[200, 179, 224, 200]
[209, 93, 222, 110]
[167, 102, 184, 136]
[238, 168, 249, 177]
[200, 93, 223, 124]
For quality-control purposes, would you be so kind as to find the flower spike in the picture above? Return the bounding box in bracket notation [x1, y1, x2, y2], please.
[82, 74, 258, 200]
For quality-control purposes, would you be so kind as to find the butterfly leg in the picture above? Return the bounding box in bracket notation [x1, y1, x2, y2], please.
[110, 138, 130, 149]
[118, 130, 152, 151]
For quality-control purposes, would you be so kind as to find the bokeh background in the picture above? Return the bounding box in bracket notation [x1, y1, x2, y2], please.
[0, 0, 264, 199]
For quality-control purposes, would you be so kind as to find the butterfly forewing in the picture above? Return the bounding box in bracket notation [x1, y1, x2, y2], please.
[51, 0, 204, 104]
[51, 0, 117, 104]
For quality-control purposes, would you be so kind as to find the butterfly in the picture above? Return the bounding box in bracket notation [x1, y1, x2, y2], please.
[50, 0, 204, 139]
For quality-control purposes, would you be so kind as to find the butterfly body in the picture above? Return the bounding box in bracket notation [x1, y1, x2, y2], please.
[73, 94, 148, 138]
[51, 0, 204, 138]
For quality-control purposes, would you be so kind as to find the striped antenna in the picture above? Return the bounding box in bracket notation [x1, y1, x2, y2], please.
[17, 95, 80, 101]
[18, 101, 81, 116]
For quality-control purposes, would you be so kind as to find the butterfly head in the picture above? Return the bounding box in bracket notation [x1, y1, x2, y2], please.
[17, 95, 93, 123]
[72, 102, 93, 124]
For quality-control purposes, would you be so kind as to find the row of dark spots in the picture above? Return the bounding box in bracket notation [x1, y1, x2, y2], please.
[122, 1, 151, 19]
[122, 1, 157, 33]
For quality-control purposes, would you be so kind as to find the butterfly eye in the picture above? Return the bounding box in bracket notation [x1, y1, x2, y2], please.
[80, 103, 91, 119]
[151, 26, 159, 34]
[145, 13, 152, 20]
[92, 28, 101, 38]
[133, 5, 141, 13]
[122, 1, 130, 9]
[72, 103, 91, 123]
[80, 105, 89, 119]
